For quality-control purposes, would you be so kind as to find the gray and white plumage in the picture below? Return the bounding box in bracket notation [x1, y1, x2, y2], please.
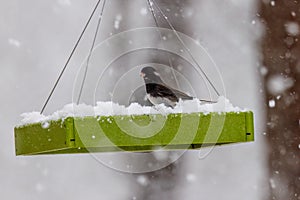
[140, 66, 193, 108]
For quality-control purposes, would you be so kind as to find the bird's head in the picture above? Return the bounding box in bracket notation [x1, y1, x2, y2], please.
[140, 66, 163, 83]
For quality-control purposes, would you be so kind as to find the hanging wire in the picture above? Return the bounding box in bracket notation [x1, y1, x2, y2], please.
[151, 0, 221, 97]
[40, 0, 102, 114]
[146, 0, 180, 88]
[77, 0, 107, 104]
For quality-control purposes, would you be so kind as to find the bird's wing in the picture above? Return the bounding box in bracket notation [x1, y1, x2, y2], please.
[154, 84, 179, 102]
[170, 87, 194, 100]
[155, 83, 193, 100]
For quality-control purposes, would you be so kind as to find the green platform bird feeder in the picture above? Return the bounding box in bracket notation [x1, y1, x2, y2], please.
[14, 111, 254, 155]
[14, 1, 255, 156]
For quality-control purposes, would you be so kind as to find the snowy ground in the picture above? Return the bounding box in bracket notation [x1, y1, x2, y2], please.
[0, 0, 269, 199]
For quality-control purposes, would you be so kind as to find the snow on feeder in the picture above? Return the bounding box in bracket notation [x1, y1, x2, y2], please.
[14, 0, 254, 156]
[15, 98, 254, 155]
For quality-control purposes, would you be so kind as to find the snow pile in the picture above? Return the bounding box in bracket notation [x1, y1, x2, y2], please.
[19, 96, 245, 125]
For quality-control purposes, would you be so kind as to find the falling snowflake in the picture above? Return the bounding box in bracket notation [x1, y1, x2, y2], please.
[267, 75, 294, 95]
[41, 121, 50, 129]
[35, 183, 45, 193]
[269, 99, 276, 108]
[285, 22, 300, 36]
[260, 66, 268, 76]
[140, 7, 148, 16]
[137, 175, 149, 186]
[269, 178, 276, 189]
[291, 11, 296, 17]
[152, 149, 169, 161]
[114, 14, 123, 30]
[57, 0, 71, 6]
[8, 38, 21, 48]
[186, 173, 197, 182]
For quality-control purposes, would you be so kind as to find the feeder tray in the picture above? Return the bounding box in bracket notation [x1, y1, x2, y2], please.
[14, 0, 256, 156]
[14, 111, 254, 155]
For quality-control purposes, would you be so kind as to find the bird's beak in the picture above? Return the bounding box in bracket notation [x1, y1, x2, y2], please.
[140, 72, 145, 78]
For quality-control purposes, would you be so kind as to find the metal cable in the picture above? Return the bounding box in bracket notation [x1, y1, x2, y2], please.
[151, 0, 221, 97]
[146, 0, 180, 88]
[40, 0, 102, 114]
[76, 0, 107, 104]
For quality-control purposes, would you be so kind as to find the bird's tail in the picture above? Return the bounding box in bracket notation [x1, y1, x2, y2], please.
[199, 99, 217, 104]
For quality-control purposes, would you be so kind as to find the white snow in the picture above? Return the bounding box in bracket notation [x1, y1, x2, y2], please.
[268, 99, 275, 108]
[186, 173, 197, 182]
[114, 14, 122, 30]
[285, 22, 300, 36]
[269, 178, 276, 189]
[8, 38, 21, 48]
[136, 175, 149, 186]
[20, 112, 48, 124]
[41, 121, 50, 129]
[267, 75, 294, 95]
[260, 66, 268, 76]
[19, 96, 245, 126]
[57, 0, 71, 6]
[291, 11, 296, 17]
[35, 182, 45, 193]
[152, 148, 170, 161]
[140, 7, 148, 16]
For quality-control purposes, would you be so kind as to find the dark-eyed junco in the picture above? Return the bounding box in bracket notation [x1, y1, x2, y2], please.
[140, 66, 193, 108]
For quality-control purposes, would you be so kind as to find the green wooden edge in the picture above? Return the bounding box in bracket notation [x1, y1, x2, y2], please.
[14, 111, 254, 155]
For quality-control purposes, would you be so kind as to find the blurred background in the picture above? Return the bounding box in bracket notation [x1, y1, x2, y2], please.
[0, 0, 299, 199]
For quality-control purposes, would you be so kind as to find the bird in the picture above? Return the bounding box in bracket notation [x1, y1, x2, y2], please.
[140, 66, 193, 108]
